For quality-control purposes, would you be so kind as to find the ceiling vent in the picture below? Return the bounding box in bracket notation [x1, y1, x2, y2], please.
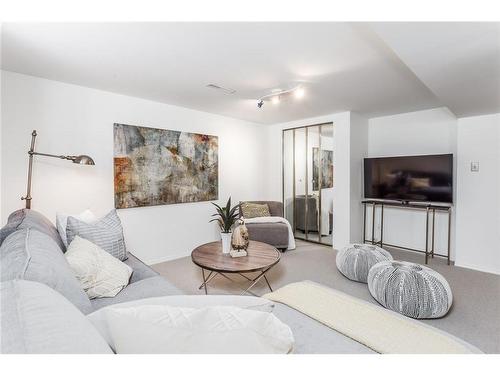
[206, 84, 236, 95]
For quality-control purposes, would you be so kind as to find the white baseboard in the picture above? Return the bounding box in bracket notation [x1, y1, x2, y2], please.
[453, 261, 500, 276]
[143, 253, 189, 266]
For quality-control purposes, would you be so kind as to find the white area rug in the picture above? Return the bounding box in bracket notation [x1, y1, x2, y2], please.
[263, 281, 481, 354]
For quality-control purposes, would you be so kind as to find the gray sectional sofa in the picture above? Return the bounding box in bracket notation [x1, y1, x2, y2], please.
[0, 209, 184, 353]
[0, 208, 376, 354]
[1, 208, 474, 354]
[0, 209, 182, 314]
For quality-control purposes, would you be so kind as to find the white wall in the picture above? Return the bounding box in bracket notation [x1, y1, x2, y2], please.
[2, 71, 497, 274]
[350, 112, 369, 243]
[1, 71, 268, 264]
[455, 113, 500, 274]
[0, 71, 2, 214]
[0, 27, 3, 213]
[368, 108, 458, 156]
[366, 108, 457, 258]
[265, 111, 368, 249]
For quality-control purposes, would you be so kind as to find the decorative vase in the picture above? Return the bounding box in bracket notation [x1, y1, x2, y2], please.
[220, 232, 232, 254]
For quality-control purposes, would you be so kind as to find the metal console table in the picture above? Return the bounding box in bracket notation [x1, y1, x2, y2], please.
[362, 200, 452, 265]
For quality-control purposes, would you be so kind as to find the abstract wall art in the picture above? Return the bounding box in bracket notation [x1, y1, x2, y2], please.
[113, 123, 218, 209]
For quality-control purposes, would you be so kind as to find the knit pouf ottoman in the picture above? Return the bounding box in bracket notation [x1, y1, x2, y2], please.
[336, 243, 393, 283]
[368, 261, 453, 319]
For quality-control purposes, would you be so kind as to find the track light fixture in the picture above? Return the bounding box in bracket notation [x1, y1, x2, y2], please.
[257, 85, 305, 109]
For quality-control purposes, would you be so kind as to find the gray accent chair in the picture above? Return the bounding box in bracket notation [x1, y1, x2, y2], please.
[239, 201, 289, 250]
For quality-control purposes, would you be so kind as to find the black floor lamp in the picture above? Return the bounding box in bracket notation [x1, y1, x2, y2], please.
[21, 130, 95, 209]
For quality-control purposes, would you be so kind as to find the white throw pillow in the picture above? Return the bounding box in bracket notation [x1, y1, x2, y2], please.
[65, 236, 132, 299]
[103, 305, 294, 354]
[87, 294, 275, 349]
[56, 209, 96, 247]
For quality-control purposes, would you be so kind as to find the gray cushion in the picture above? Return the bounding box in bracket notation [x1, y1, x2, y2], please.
[368, 260, 453, 319]
[66, 209, 127, 260]
[246, 222, 289, 249]
[124, 253, 159, 283]
[90, 276, 182, 311]
[0, 228, 92, 314]
[336, 243, 393, 283]
[0, 209, 65, 251]
[0, 280, 112, 354]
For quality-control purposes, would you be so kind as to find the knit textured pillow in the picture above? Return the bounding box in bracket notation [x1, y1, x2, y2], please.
[241, 202, 271, 219]
[65, 236, 133, 299]
[66, 209, 128, 260]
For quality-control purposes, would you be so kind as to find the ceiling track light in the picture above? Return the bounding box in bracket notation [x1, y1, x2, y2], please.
[257, 85, 305, 108]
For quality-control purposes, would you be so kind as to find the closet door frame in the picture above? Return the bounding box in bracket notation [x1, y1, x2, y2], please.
[282, 122, 333, 246]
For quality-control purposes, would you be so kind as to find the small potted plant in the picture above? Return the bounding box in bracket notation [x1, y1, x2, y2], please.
[210, 197, 239, 254]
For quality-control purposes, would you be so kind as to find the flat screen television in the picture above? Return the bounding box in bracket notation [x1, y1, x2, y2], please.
[364, 154, 453, 204]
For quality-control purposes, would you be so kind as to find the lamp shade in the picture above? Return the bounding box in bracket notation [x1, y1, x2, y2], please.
[72, 155, 95, 165]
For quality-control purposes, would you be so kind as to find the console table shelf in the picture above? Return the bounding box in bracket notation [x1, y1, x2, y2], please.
[362, 200, 452, 265]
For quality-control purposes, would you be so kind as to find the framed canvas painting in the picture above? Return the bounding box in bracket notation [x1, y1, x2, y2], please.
[113, 123, 218, 208]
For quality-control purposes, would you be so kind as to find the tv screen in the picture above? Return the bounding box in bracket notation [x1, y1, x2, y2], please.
[364, 154, 453, 204]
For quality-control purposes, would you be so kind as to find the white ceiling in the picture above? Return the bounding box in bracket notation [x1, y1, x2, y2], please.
[1, 22, 498, 124]
[371, 22, 500, 118]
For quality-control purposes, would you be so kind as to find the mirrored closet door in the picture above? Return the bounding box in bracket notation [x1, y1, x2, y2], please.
[283, 123, 334, 245]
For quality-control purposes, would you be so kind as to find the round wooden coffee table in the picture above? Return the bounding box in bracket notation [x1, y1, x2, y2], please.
[191, 240, 281, 296]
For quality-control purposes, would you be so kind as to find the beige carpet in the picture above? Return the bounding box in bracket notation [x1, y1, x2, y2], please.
[152, 240, 500, 354]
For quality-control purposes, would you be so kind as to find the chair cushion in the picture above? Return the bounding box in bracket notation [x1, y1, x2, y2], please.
[124, 253, 159, 283]
[246, 222, 289, 249]
[0, 209, 65, 251]
[0, 280, 112, 354]
[0, 228, 92, 314]
[66, 209, 128, 260]
[65, 236, 133, 299]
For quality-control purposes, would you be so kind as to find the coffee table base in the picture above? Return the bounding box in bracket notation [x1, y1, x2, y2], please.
[198, 267, 274, 296]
